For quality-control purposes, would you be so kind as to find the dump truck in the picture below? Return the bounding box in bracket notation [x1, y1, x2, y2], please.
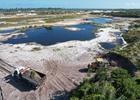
[12, 67, 46, 88]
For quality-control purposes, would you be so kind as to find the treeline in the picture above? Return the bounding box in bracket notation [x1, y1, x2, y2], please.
[0, 8, 80, 15]
[106, 10, 140, 18]
[0, 8, 64, 12]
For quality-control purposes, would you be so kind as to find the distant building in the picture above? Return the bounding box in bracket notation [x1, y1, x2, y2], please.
[16, 13, 37, 16]
[91, 10, 121, 14]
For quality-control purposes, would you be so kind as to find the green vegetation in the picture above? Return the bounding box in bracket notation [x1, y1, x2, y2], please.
[107, 10, 140, 18]
[0, 14, 78, 23]
[122, 30, 140, 43]
[89, 22, 106, 28]
[70, 67, 140, 100]
[43, 25, 53, 30]
[114, 42, 140, 69]
[45, 14, 81, 23]
[89, 22, 106, 33]
[114, 21, 140, 69]
[0, 16, 41, 22]
[70, 20, 140, 100]
[31, 47, 41, 51]
[0, 8, 79, 15]
[122, 21, 140, 43]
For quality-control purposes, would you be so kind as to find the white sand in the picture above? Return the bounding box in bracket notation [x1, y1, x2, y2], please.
[0, 27, 119, 67]
[54, 19, 91, 26]
[0, 32, 26, 41]
[64, 27, 84, 31]
[0, 19, 91, 31]
[0, 27, 120, 100]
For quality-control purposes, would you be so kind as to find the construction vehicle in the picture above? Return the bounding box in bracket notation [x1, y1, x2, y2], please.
[88, 57, 109, 72]
[12, 66, 46, 88]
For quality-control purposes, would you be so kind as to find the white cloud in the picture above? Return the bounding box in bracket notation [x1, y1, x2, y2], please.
[126, 2, 136, 7]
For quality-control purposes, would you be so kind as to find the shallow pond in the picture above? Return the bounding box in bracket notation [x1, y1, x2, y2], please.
[1, 18, 121, 50]
[89, 17, 112, 24]
[3, 24, 96, 45]
[100, 42, 116, 50]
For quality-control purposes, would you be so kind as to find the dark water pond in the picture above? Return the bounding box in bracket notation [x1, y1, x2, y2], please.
[114, 32, 124, 45]
[3, 24, 96, 45]
[1, 18, 119, 49]
[89, 17, 112, 24]
[100, 32, 124, 50]
[100, 42, 116, 50]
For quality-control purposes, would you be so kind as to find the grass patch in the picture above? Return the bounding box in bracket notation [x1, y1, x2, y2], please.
[31, 47, 41, 51]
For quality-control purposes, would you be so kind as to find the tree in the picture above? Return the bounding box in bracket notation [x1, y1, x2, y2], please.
[79, 82, 92, 96]
[81, 94, 105, 100]
[111, 68, 130, 88]
[111, 68, 140, 100]
[121, 78, 140, 100]
[94, 67, 109, 82]
[100, 82, 116, 100]
[70, 97, 79, 100]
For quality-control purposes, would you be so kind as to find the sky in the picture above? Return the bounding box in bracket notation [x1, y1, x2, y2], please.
[0, 0, 140, 9]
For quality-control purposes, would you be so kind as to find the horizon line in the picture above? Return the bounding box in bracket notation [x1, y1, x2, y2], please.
[0, 7, 140, 10]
